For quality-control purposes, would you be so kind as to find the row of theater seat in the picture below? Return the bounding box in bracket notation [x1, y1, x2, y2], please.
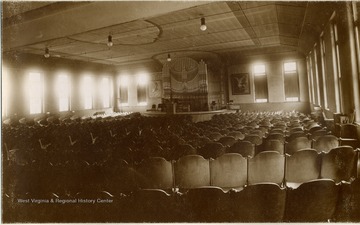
[2, 111, 322, 151]
[2, 131, 350, 167]
[3, 179, 360, 222]
[137, 148, 360, 191]
[3, 124, 348, 166]
[4, 147, 359, 200]
[181, 133, 347, 159]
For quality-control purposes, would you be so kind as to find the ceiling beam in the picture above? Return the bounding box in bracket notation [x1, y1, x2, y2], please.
[226, 2, 261, 46]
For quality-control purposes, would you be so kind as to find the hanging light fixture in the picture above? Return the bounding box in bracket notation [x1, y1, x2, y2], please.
[167, 53, 171, 62]
[44, 47, 50, 58]
[200, 17, 207, 31]
[107, 35, 113, 47]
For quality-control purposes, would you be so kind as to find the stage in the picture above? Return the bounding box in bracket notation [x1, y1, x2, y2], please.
[142, 109, 237, 122]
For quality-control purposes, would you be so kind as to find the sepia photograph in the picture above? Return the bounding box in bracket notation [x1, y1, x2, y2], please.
[2, 0, 360, 223]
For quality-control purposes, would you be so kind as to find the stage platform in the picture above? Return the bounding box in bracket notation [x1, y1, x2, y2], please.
[142, 109, 237, 122]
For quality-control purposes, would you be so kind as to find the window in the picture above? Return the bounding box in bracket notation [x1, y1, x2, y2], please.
[254, 64, 266, 75]
[306, 56, 313, 104]
[28, 72, 44, 114]
[253, 64, 268, 103]
[2, 70, 10, 117]
[313, 46, 321, 105]
[137, 74, 148, 105]
[100, 77, 110, 108]
[56, 74, 70, 112]
[82, 76, 94, 109]
[284, 62, 299, 102]
[353, 2, 360, 122]
[284, 62, 297, 73]
[119, 76, 129, 106]
[308, 53, 316, 104]
[354, 2, 360, 77]
[320, 34, 328, 109]
[330, 18, 342, 112]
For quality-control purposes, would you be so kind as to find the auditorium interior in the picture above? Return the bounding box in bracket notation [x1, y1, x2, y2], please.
[2, 1, 360, 223]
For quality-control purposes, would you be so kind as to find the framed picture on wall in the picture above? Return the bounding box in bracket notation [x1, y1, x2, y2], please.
[149, 80, 162, 98]
[231, 73, 250, 95]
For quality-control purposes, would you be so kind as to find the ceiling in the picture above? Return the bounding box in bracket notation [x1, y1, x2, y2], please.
[2, 1, 339, 67]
